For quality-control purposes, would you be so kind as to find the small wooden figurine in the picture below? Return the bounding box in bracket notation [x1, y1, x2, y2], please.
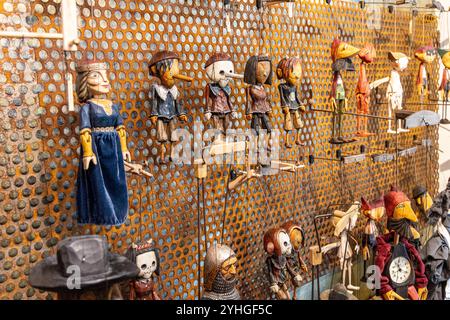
[244, 55, 273, 152]
[202, 243, 241, 300]
[204, 52, 243, 143]
[356, 43, 376, 137]
[438, 49, 450, 124]
[263, 227, 302, 299]
[280, 221, 308, 299]
[386, 51, 410, 134]
[75, 60, 130, 226]
[412, 185, 434, 219]
[375, 187, 428, 300]
[276, 57, 305, 148]
[149, 50, 193, 164]
[126, 239, 161, 300]
[329, 39, 360, 144]
[414, 46, 436, 101]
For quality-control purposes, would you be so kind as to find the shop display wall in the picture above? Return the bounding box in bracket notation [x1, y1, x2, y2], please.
[0, 0, 440, 299]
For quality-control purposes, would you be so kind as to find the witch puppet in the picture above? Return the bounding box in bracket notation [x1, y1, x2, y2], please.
[329, 39, 360, 144]
[149, 50, 193, 164]
[414, 46, 436, 102]
[75, 60, 131, 226]
[276, 57, 306, 148]
[438, 49, 450, 124]
[204, 53, 244, 143]
[244, 55, 273, 153]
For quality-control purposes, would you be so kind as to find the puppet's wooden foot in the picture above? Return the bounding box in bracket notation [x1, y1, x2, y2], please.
[158, 144, 168, 164]
[347, 284, 360, 291]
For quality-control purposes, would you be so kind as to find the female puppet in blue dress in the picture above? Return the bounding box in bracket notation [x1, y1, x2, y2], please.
[75, 60, 131, 225]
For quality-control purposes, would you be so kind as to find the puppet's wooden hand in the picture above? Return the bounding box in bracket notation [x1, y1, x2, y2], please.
[150, 116, 158, 125]
[417, 287, 428, 300]
[82, 155, 97, 170]
[178, 115, 188, 122]
[246, 114, 252, 120]
[329, 98, 337, 112]
[282, 107, 290, 114]
[205, 112, 212, 120]
[383, 290, 405, 300]
[270, 284, 280, 293]
[123, 151, 132, 162]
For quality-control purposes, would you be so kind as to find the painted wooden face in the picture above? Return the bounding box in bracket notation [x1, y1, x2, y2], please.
[256, 60, 271, 84]
[160, 59, 179, 88]
[286, 62, 302, 86]
[358, 44, 376, 64]
[415, 48, 436, 64]
[289, 228, 303, 251]
[220, 256, 237, 280]
[362, 206, 385, 221]
[442, 52, 450, 69]
[394, 57, 409, 72]
[205, 60, 235, 87]
[87, 69, 110, 96]
[136, 251, 158, 279]
[277, 230, 292, 255]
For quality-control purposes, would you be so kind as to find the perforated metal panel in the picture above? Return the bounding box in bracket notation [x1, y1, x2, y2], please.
[0, 0, 439, 300]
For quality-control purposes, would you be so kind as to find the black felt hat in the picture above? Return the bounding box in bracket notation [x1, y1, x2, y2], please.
[29, 235, 139, 292]
[412, 185, 428, 200]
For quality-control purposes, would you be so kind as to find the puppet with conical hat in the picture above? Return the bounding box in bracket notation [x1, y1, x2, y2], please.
[360, 196, 385, 282]
[329, 39, 360, 144]
[438, 49, 450, 124]
[374, 186, 428, 300]
[356, 43, 376, 137]
[414, 46, 436, 101]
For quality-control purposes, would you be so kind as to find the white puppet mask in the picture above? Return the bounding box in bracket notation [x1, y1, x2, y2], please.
[136, 251, 158, 279]
[278, 231, 293, 255]
[205, 60, 242, 88]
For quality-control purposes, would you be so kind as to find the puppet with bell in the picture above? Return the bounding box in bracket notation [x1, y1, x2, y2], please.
[75, 60, 130, 226]
[414, 46, 436, 101]
[149, 51, 193, 164]
[204, 53, 243, 143]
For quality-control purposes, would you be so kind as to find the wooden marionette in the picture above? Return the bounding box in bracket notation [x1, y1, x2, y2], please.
[204, 53, 243, 143]
[280, 221, 308, 299]
[360, 196, 385, 281]
[202, 243, 241, 300]
[276, 57, 306, 148]
[375, 186, 428, 300]
[263, 227, 302, 300]
[329, 39, 360, 144]
[438, 49, 450, 124]
[412, 185, 434, 220]
[244, 55, 273, 152]
[386, 51, 410, 134]
[75, 60, 130, 226]
[356, 43, 376, 137]
[126, 239, 161, 300]
[414, 46, 436, 101]
[148, 50, 193, 164]
[321, 202, 361, 293]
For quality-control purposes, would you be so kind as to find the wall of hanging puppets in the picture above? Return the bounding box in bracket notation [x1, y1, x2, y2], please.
[0, 0, 448, 301]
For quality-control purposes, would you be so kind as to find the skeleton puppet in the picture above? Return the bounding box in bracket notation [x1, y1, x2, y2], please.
[438, 49, 450, 124]
[264, 227, 302, 299]
[329, 39, 360, 144]
[204, 53, 243, 142]
[276, 57, 305, 148]
[202, 243, 241, 300]
[126, 240, 161, 300]
[386, 51, 410, 134]
[149, 50, 193, 164]
[414, 46, 436, 101]
[356, 43, 376, 137]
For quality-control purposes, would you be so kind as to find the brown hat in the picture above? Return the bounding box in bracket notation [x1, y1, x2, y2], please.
[204, 52, 232, 69]
[149, 50, 180, 68]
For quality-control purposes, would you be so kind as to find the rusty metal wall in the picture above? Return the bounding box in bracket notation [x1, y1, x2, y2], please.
[0, 0, 440, 300]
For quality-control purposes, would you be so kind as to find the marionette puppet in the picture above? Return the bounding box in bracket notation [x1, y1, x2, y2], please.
[374, 186, 428, 300]
[204, 53, 243, 143]
[421, 179, 450, 300]
[360, 196, 385, 281]
[202, 243, 241, 300]
[149, 50, 193, 164]
[414, 46, 436, 102]
[280, 221, 308, 299]
[329, 39, 360, 144]
[244, 55, 273, 152]
[356, 43, 376, 137]
[412, 185, 434, 220]
[263, 227, 302, 299]
[75, 60, 130, 226]
[386, 51, 410, 134]
[438, 49, 450, 124]
[276, 57, 306, 148]
[126, 239, 161, 300]
[321, 202, 361, 293]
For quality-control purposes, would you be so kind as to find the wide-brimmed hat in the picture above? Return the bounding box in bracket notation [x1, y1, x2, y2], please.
[29, 235, 139, 292]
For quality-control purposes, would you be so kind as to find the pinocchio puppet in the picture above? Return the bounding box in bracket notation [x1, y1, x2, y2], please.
[149, 50, 193, 164]
[329, 39, 360, 144]
[414, 45, 436, 101]
[276, 57, 305, 148]
[356, 43, 376, 137]
[374, 187, 428, 300]
[438, 49, 450, 124]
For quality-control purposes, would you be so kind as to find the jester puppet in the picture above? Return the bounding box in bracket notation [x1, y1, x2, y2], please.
[438, 49, 450, 124]
[329, 39, 360, 144]
[414, 46, 436, 102]
[356, 44, 376, 137]
[374, 187, 428, 300]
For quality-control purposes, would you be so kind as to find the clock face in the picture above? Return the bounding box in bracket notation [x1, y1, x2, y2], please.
[388, 256, 412, 284]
